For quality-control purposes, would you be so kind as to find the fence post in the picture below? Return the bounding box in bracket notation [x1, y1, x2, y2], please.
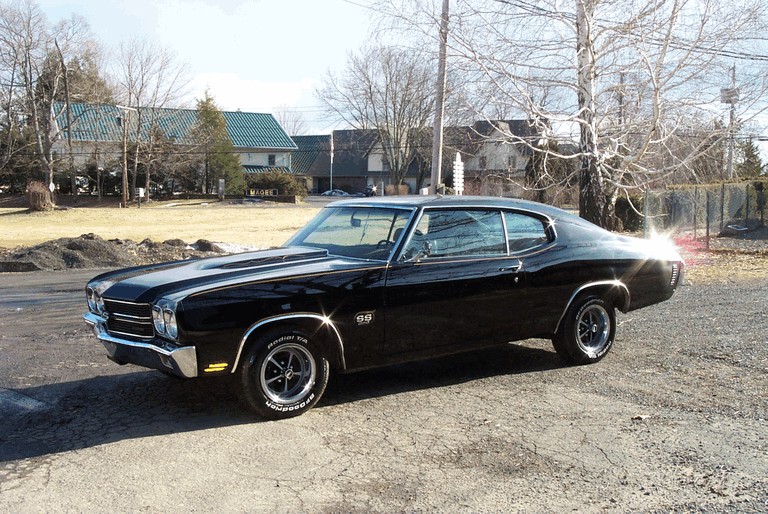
[720, 183, 725, 232]
[706, 190, 711, 250]
[693, 186, 698, 239]
[643, 188, 649, 238]
[745, 183, 750, 229]
[670, 193, 677, 229]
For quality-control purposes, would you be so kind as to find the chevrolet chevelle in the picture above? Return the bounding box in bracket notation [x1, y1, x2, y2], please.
[84, 196, 683, 419]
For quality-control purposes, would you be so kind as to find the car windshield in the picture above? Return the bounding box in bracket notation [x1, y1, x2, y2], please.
[286, 206, 413, 260]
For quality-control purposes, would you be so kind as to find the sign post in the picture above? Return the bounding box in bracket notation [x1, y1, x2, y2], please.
[453, 153, 464, 195]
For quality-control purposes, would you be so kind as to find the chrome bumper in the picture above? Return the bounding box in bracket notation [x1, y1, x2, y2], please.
[84, 311, 198, 378]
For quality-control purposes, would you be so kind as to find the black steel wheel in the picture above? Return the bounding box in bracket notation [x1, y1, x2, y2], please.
[240, 330, 329, 419]
[553, 295, 615, 365]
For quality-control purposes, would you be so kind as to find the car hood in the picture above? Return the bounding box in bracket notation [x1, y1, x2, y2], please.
[91, 246, 376, 303]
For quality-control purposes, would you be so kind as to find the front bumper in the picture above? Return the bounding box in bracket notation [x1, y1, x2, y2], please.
[84, 311, 198, 378]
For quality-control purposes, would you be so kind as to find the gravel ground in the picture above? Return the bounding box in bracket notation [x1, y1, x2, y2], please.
[0, 230, 765, 511]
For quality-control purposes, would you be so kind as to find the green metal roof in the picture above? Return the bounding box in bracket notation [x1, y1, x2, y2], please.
[224, 111, 296, 149]
[291, 135, 331, 175]
[53, 102, 297, 150]
[243, 165, 292, 174]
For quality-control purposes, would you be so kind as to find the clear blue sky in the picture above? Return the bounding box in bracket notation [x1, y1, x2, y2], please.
[37, 0, 373, 130]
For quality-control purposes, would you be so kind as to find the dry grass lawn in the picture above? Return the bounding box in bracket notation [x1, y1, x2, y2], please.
[2, 197, 765, 284]
[0, 200, 320, 249]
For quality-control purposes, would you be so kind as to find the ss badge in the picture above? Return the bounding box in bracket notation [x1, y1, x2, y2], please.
[354, 311, 375, 326]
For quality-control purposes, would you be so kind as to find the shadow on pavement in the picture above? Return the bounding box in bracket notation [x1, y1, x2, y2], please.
[0, 341, 562, 463]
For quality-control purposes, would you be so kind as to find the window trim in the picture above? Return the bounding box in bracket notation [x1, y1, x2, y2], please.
[397, 206, 556, 262]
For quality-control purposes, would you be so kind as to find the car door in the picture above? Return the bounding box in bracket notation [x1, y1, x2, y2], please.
[383, 208, 527, 356]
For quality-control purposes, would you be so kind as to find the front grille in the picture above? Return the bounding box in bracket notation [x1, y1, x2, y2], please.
[670, 263, 680, 286]
[104, 299, 154, 340]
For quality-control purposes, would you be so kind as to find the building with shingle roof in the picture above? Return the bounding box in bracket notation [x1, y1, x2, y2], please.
[292, 130, 389, 194]
[292, 120, 542, 195]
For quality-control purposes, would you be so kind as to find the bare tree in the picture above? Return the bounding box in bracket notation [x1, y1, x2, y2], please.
[317, 45, 436, 187]
[273, 104, 309, 136]
[112, 39, 189, 206]
[372, 0, 768, 227]
[0, 2, 30, 178]
[0, 1, 105, 196]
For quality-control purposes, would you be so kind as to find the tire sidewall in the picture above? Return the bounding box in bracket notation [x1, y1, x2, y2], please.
[557, 295, 615, 364]
[241, 331, 329, 419]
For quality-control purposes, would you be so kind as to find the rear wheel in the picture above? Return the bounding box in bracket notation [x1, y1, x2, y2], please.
[240, 330, 329, 419]
[553, 295, 615, 365]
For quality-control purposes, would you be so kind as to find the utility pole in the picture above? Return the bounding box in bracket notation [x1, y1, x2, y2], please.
[329, 132, 334, 191]
[430, 0, 450, 195]
[116, 105, 137, 207]
[721, 65, 738, 180]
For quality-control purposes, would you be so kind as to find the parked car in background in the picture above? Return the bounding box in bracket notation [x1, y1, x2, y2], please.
[84, 196, 683, 419]
[320, 189, 350, 196]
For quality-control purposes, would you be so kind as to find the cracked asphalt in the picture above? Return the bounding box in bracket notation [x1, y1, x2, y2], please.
[0, 262, 766, 512]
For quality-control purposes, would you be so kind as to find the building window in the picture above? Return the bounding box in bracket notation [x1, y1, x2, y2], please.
[508, 155, 517, 170]
[268, 154, 276, 166]
[479, 156, 487, 170]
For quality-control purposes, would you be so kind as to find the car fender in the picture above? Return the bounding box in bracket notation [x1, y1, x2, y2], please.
[231, 313, 346, 373]
[554, 280, 630, 334]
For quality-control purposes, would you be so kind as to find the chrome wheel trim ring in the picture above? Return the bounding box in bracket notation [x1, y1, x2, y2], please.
[259, 343, 316, 405]
[575, 304, 611, 357]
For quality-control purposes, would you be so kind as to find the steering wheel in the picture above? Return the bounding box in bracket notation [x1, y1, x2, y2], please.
[376, 239, 393, 249]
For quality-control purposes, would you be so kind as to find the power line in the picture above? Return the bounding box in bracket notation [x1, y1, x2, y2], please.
[494, 0, 768, 62]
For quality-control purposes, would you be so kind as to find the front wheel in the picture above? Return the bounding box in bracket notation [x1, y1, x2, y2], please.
[553, 295, 615, 365]
[240, 330, 329, 419]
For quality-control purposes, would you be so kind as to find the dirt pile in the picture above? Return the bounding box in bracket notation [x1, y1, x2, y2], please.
[0, 233, 226, 272]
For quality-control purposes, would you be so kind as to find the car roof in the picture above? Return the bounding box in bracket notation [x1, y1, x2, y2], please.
[328, 195, 572, 219]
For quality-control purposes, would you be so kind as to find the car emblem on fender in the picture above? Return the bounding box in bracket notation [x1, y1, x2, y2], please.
[354, 311, 375, 326]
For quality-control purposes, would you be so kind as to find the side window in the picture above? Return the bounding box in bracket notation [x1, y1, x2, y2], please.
[504, 212, 550, 253]
[402, 209, 506, 259]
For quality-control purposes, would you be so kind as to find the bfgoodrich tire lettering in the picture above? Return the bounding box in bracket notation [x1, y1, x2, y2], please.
[553, 295, 615, 365]
[240, 331, 329, 419]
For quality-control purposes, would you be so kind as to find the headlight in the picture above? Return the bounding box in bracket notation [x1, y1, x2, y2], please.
[152, 306, 165, 334]
[86, 287, 105, 314]
[85, 281, 113, 314]
[86, 287, 96, 312]
[164, 309, 178, 339]
[152, 301, 178, 340]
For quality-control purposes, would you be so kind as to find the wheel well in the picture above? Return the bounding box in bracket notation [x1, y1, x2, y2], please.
[235, 315, 346, 373]
[555, 281, 629, 334]
[587, 284, 629, 312]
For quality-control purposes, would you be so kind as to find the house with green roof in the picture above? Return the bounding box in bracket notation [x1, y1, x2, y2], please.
[51, 102, 297, 192]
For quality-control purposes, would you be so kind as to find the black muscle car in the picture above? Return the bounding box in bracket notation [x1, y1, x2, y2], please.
[84, 196, 683, 419]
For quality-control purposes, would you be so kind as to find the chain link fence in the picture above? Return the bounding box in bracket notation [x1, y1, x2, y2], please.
[638, 181, 766, 248]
